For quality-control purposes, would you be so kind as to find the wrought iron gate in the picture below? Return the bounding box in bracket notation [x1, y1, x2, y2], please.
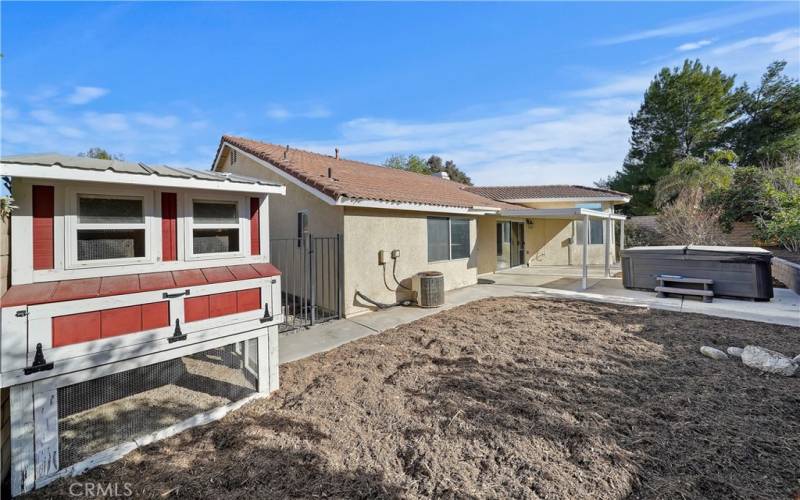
[270, 233, 342, 331]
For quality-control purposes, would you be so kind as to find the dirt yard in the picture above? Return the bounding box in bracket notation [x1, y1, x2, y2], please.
[29, 297, 800, 499]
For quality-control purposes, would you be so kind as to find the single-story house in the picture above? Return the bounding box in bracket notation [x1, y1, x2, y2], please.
[212, 135, 630, 318]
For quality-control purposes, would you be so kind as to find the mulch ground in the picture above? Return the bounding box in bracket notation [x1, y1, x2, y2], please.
[28, 297, 800, 499]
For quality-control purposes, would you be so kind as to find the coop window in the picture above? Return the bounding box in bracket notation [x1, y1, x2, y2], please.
[190, 200, 242, 256]
[72, 194, 149, 264]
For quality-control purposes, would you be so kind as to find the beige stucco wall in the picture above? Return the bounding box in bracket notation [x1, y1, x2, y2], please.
[342, 208, 478, 317]
[476, 199, 620, 274]
[217, 148, 344, 239]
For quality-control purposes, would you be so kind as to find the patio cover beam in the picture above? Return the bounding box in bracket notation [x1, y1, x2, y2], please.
[498, 207, 626, 220]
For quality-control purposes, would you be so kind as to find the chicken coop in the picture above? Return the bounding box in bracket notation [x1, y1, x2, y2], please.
[0, 154, 286, 495]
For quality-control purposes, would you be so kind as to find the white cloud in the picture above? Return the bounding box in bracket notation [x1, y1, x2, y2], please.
[66, 86, 109, 105]
[677, 39, 712, 52]
[133, 113, 180, 129]
[711, 29, 800, 56]
[296, 102, 632, 186]
[597, 4, 793, 45]
[570, 74, 654, 99]
[83, 112, 128, 132]
[30, 109, 60, 124]
[266, 103, 331, 120]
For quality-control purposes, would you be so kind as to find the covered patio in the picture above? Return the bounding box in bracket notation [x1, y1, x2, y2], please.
[497, 207, 628, 289]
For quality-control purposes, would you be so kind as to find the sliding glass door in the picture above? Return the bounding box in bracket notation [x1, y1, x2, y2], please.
[496, 221, 525, 270]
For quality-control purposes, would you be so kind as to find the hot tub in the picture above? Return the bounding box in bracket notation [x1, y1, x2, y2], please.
[621, 245, 774, 300]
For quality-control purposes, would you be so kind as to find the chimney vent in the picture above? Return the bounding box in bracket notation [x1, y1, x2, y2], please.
[335, 148, 339, 160]
[284, 145, 289, 159]
[432, 171, 450, 180]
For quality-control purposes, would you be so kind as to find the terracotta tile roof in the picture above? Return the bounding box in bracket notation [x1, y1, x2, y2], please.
[217, 136, 513, 210]
[464, 185, 630, 201]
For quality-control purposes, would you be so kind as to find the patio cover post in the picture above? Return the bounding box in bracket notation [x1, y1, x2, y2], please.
[620, 218, 626, 252]
[582, 214, 589, 289]
[604, 216, 611, 278]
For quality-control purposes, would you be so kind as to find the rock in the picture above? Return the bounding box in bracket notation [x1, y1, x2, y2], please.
[700, 346, 728, 360]
[794, 354, 800, 364]
[726, 347, 744, 358]
[741, 346, 798, 377]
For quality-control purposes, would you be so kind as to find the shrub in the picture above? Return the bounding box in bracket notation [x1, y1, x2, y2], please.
[624, 224, 663, 247]
[657, 189, 728, 245]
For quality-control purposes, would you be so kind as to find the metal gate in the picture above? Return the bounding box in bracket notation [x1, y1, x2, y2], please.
[270, 233, 342, 331]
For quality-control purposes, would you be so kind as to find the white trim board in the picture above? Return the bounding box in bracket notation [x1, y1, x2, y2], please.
[1, 163, 285, 195]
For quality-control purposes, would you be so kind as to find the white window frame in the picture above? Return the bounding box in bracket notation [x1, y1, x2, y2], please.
[427, 216, 471, 263]
[184, 193, 248, 261]
[64, 187, 155, 269]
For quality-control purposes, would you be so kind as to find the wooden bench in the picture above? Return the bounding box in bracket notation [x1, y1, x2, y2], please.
[655, 275, 714, 303]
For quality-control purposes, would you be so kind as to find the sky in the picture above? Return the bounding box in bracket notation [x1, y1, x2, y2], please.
[2, 2, 799, 188]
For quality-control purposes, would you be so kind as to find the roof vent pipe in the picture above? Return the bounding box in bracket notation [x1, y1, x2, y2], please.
[284, 145, 289, 159]
[327, 167, 332, 178]
[335, 148, 339, 160]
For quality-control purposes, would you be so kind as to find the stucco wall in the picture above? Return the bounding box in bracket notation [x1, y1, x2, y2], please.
[218, 149, 344, 238]
[342, 208, 478, 317]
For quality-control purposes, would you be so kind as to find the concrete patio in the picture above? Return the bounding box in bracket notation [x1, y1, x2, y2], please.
[280, 265, 799, 365]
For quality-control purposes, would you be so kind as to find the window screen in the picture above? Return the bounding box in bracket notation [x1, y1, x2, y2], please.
[193, 202, 238, 224]
[450, 219, 470, 259]
[78, 197, 143, 224]
[78, 229, 145, 261]
[193, 228, 240, 254]
[427, 217, 450, 262]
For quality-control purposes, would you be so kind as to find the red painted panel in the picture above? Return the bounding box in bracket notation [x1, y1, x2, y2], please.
[237, 288, 261, 313]
[172, 269, 207, 287]
[101, 305, 142, 338]
[53, 311, 101, 347]
[32, 185, 54, 270]
[142, 301, 170, 330]
[250, 197, 261, 255]
[1, 281, 57, 307]
[99, 275, 141, 297]
[251, 263, 282, 278]
[139, 272, 176, 292]
[202, 266, 236, 284]
[184, 295, 210, 322]
[50, 278, 101, 302]
[209, 291, 237, 318]
[228, 264, 260, 281]
[161, 193, 178, 261]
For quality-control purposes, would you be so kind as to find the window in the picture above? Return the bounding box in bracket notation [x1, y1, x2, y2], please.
[427, 217, 470, 262]
[575, 220, 604, 245]
[75, 195, 146, 262]
[192, 201, 240, 254]
[296, 211, 309, 247]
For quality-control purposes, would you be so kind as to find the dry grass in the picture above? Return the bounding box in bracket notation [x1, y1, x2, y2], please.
[28, 297, 800, 499]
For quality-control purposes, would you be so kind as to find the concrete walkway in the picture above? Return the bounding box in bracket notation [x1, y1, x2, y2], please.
[280, 275, 799, 365]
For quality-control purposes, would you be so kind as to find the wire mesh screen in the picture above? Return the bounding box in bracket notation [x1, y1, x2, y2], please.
[57, 340, 258, 468]
[77, 229, 145, 261]
[192, 228, 240, 254]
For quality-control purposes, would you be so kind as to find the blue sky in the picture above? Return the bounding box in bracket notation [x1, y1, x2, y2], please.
[2, 2, 799, 187]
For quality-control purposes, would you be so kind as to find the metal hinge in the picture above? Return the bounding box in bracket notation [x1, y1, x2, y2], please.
[260, 303, 274, 323]
[167, 319, 188, 343]
[15, 310, 28, 317]
[24, 343, 54, 375]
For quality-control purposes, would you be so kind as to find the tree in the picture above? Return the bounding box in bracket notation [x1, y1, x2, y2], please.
[653, 150, 735, 208]
[607, 60, 739, 214]
[425, 155, 472, 185]
[78, 147, 124, 160]
[384, 154, 473, 185]
[726, 61, 800, 166]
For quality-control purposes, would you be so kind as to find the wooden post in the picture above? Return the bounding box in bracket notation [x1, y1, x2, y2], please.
[256, 325, 280, 394]
[620, 218, 626, 253]
[582, 215, 589, 290]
